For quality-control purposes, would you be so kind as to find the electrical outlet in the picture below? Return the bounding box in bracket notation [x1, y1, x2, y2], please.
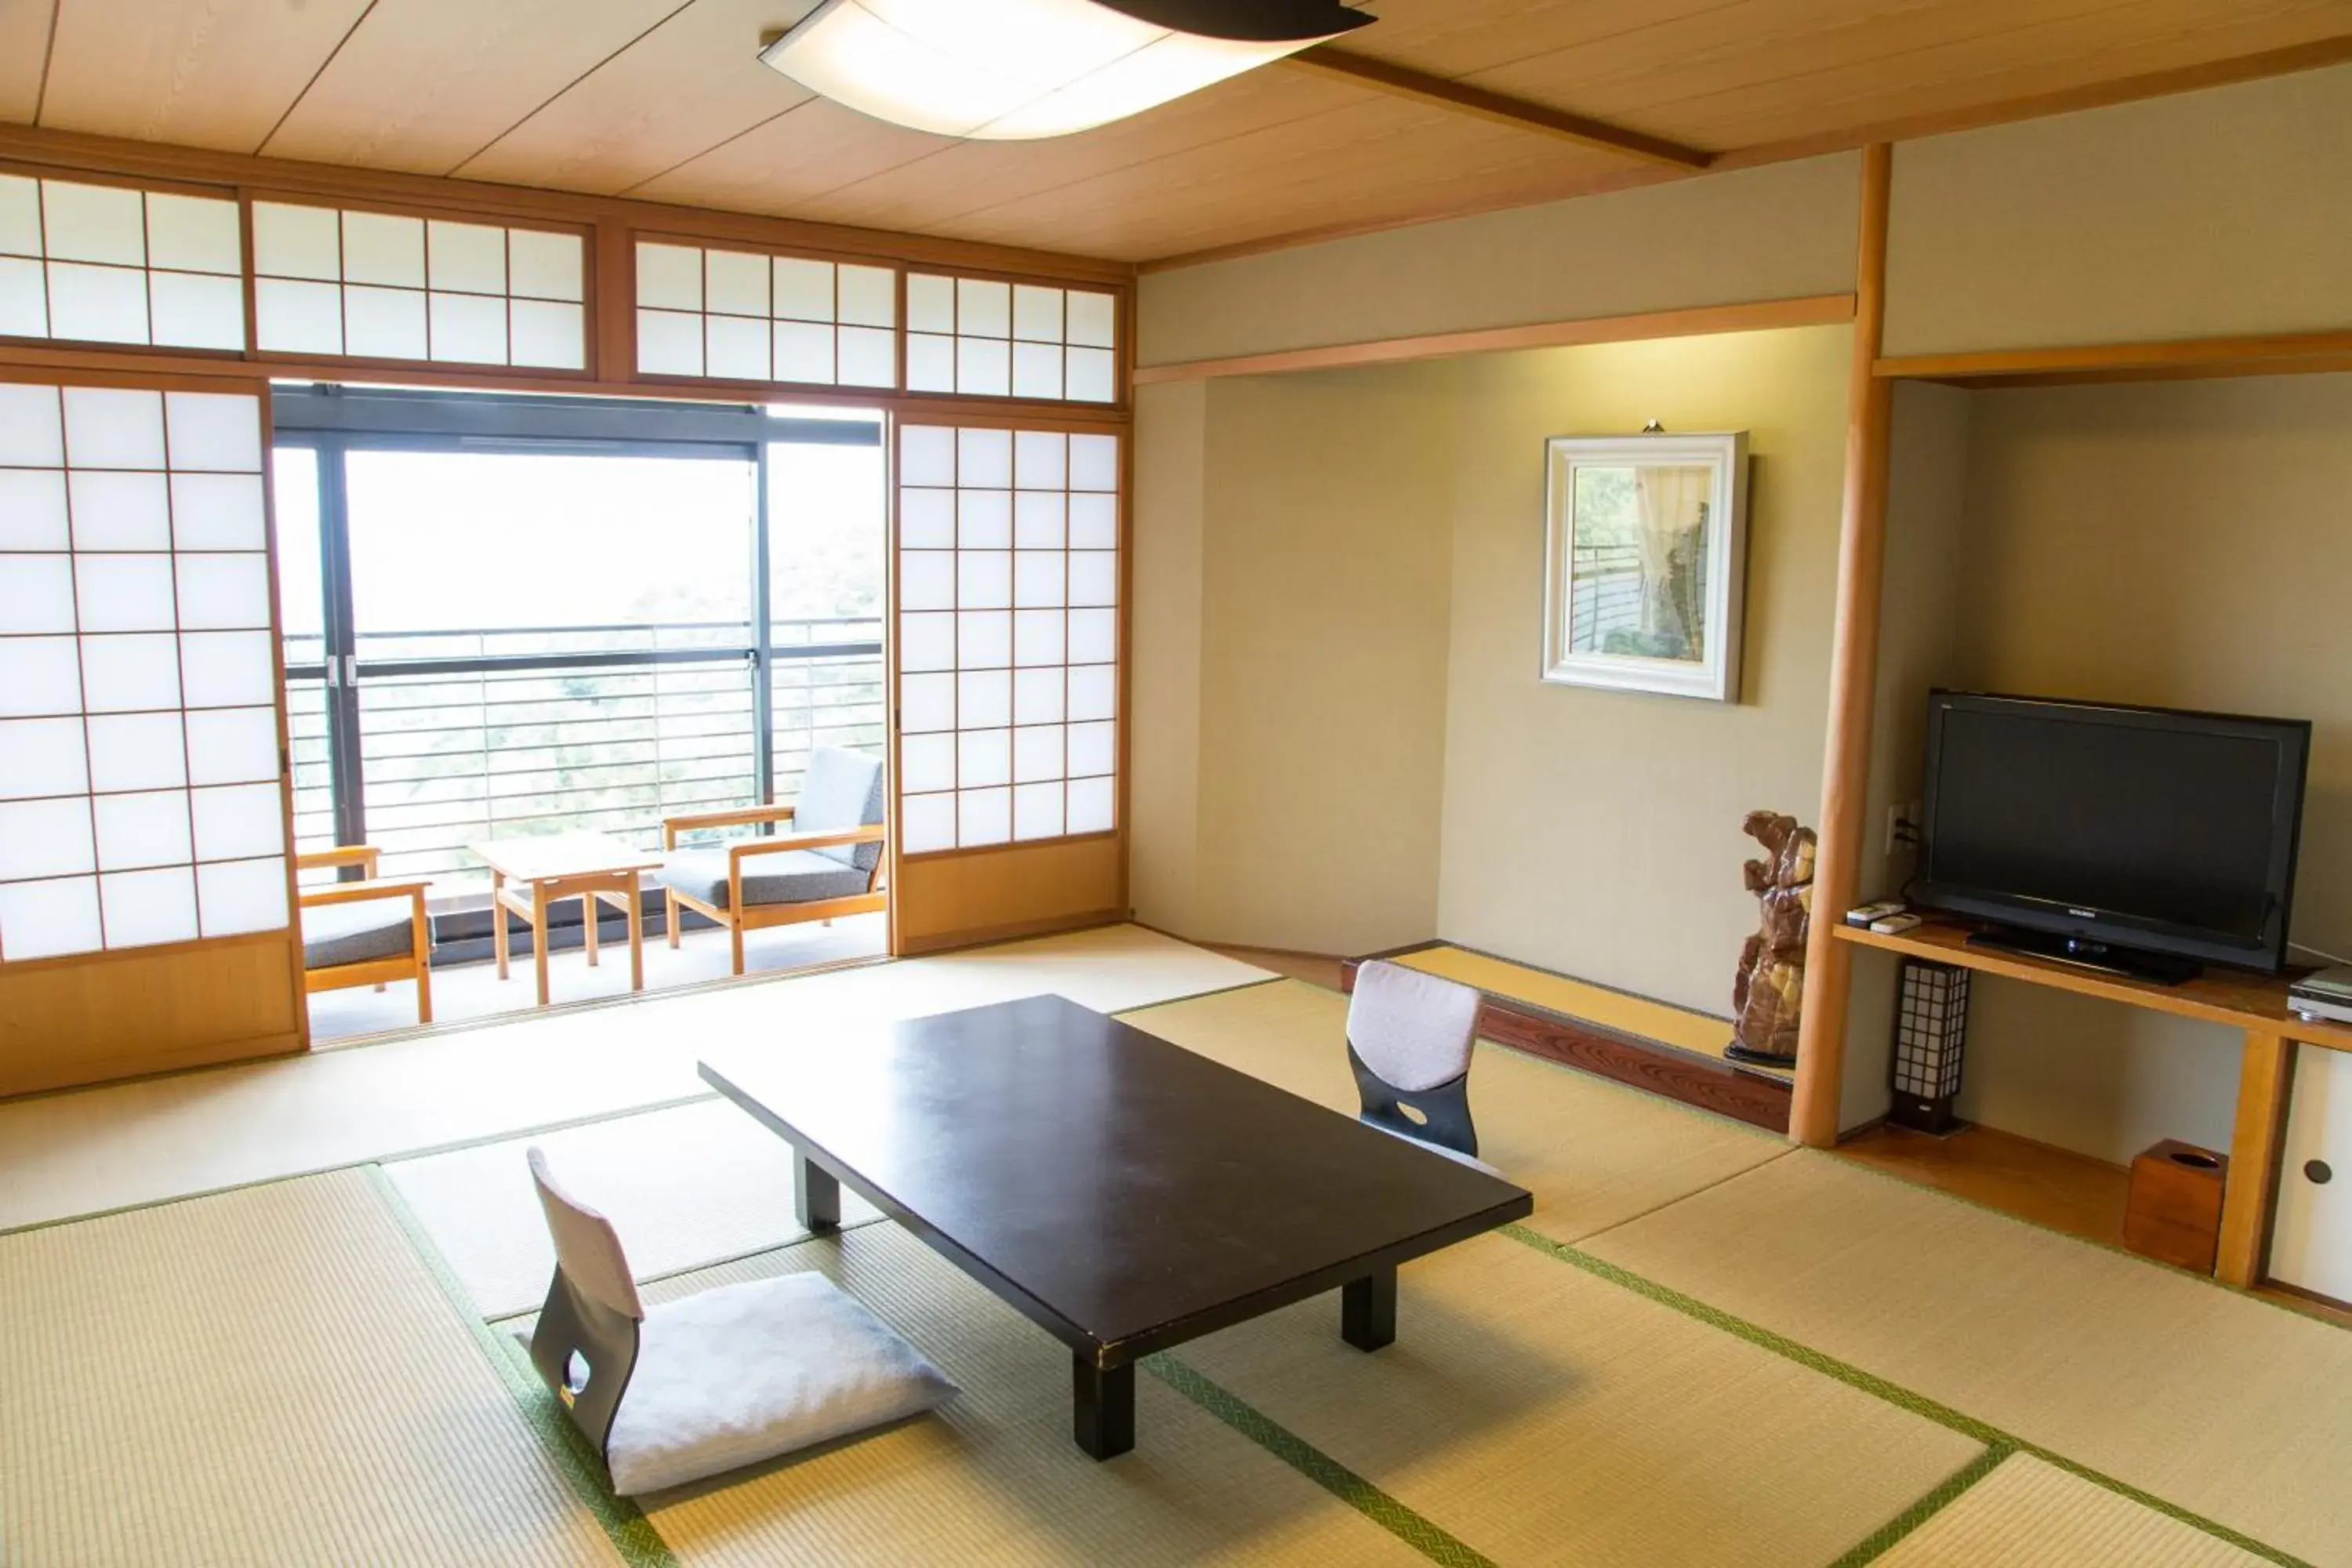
[1886, 801, 1922, 859]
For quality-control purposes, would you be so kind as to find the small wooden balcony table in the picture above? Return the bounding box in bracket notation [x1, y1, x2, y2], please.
[472, 830, 666, 1007]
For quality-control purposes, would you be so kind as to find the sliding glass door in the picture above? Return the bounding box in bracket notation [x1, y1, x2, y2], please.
[273, 389, 882, 898]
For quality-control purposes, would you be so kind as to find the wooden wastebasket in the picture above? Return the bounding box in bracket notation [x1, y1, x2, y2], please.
[2123, 1139, 2228, 1275]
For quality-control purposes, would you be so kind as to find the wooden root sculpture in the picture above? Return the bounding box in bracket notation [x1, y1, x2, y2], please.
[1729, 809, 1817, 1066]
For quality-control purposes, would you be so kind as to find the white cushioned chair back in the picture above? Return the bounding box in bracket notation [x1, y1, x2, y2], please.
[528, 1146, 644, 1322]
[793, 746, 885, 875]
[1348, 960, 1480, 1093]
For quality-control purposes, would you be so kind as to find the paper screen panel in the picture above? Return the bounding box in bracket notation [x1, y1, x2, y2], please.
[905, 274, 1116, 404]
[0, 383, 289, 963]
[0, 174, 245, 351]
[634, 239, 897, 389]
[252, 200, 584, 370]
[897, 424, 1117, 853]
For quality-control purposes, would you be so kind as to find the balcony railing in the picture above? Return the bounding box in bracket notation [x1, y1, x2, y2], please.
[288, 618, 882, 890]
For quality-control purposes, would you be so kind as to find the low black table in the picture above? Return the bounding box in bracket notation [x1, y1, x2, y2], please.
[699, 993, 1533, 1458]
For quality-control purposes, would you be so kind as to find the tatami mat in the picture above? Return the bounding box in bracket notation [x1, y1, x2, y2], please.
[1391, 945, 1791, 1080]
[1175, 1230, 1984, 1566]
[1875, 1454, 2274, 1568]
[387, 1098, 881, 1319]
[0, 1170, 617, 1568]
[610, 1226, 1431, 1566]
[1121, 978, 1787, 1240]
[1584, 1151, 2352, 1566]
[0, 924, 1271, 1232]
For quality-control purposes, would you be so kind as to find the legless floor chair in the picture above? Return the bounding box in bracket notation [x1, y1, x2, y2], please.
[521, 1148, 955, 1497]
[656, 746, 887, 976]
[1348, 959, 1504, 1176]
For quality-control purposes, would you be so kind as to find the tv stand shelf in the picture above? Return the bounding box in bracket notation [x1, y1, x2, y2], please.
[1834, 915, 2350, 1290]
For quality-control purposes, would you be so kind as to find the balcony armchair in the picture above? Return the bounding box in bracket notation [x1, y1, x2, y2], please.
[295, 844, 434, 1025]
[657, 746, 887, 975]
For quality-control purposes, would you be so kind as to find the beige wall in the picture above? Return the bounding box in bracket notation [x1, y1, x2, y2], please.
[1883, 63, 2352, 358]
[1130, 379, 1210, 936]
[1131, 363, 1461, 955]
[1138, 154, 1860, 368]
[1434, 327, 1852, 1014]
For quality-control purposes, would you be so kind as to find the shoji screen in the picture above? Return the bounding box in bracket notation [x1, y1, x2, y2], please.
[891, 421, 1123, 953]
[0, 376, 303, 1094]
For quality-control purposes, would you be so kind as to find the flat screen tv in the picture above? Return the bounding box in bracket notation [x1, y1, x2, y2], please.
[1915, 692, 2310, 980]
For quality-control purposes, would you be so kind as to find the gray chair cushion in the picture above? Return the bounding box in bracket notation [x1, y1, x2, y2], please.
[791, 746, 884, 874]
[655, 847, 871, 910]
[300, 896, 415, 970]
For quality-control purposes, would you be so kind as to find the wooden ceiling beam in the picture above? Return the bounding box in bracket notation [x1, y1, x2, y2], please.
[1279, 47, 1713, 172]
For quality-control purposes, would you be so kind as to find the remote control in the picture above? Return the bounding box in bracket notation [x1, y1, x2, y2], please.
[1845, 899, 1907, 927]
[1869, 913, 1924, 935]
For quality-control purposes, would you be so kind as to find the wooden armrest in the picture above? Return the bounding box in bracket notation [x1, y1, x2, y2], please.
[296, 844, 382, 877]
[729, 824, 886, 862]
[299, 877, 432, 909]
[662, 803, 796, 848]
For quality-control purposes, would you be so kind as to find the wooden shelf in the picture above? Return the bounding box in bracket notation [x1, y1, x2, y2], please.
[1834, 916, 2352, 1054]
[1835, 913, 2327, 1288]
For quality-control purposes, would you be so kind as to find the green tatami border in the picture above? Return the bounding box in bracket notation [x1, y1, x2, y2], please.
[1829, 1444, 2014, 1567]
[1145, 1352, 1500, 1568]
[1499, 1222, 2310, 1568]
[366, 1163, 680, 1568]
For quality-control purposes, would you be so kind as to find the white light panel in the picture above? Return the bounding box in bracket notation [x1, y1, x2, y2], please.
[253, 200, 584, 370]
[634, 240, 897, 389]
[0, 383, 288, 964]
[0, 175, 245, 350]
[906, 273, 1116, 404]
[897, 424, 1117, 853]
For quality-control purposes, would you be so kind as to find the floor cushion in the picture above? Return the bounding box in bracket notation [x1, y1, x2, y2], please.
[583, 1270, 956, 1496]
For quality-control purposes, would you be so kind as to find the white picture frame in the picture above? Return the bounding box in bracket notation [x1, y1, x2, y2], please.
[1541, 430, 1749, 702]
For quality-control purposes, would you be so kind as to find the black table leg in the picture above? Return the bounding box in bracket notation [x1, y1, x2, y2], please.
[1072, 1356, 1134, 1460]
[1341, 1267, 1396, 1351]
[795, 1150, 840, 1232]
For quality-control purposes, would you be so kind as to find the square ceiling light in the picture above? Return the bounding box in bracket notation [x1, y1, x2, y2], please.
[757, 0, 1374, 140]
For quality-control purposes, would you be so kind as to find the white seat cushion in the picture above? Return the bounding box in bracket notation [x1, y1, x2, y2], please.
[599, 1270, 956, 1496]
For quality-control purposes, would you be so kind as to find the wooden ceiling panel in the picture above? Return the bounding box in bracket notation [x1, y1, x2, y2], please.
[456, 0, 815, 195]
[1311, 0, 1750, 81]
[2, 0, 2345, 266]
[939, 96, 1628, 261]
[626, 96, 943, 217]
[0, 3, 52, 125]
[262, 0, 691, 174]
[37, 0, 370, 153]
[803, 70, 1368, 232]
[1625, 0, 2352, 148]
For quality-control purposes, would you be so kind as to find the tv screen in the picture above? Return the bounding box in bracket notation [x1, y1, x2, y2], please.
[1916, 693, 2310, 972]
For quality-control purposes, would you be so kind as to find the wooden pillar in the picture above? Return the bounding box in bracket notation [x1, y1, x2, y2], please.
[2216, 1029, 2293, 1286]
[1790, 144, 1895, 1148]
